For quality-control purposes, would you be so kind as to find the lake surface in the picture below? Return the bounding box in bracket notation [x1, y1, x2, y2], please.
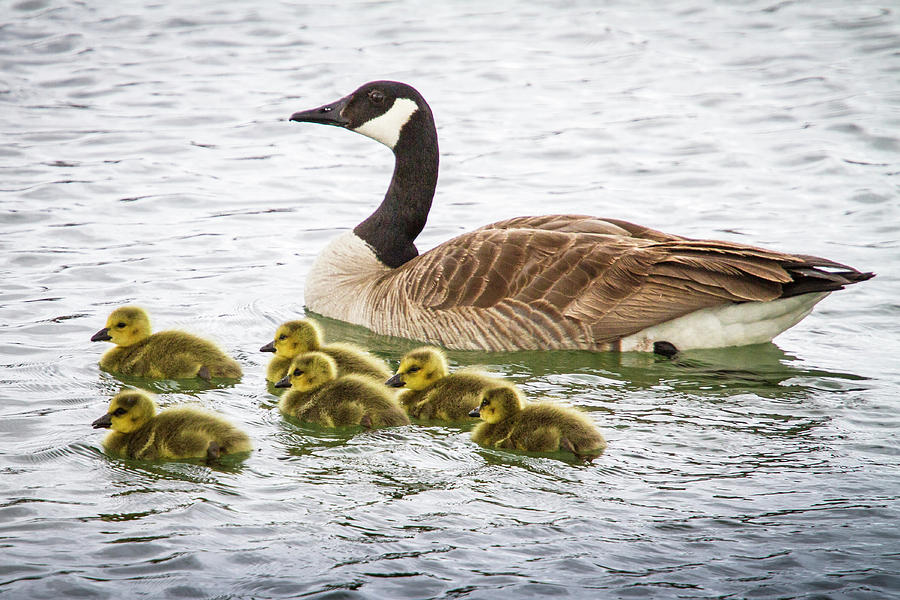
[2, 0, 899, 598]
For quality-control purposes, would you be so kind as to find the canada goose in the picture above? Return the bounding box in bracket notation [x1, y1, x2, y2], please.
[91, 306, 242, 380]
[385, 346, 507, 421]
[91, 389, 251, 461]
[288, 81, 873, 352]
[469, 385, 606, 460]
[275, 351, 409, 428]
[260, 318, 391, 383]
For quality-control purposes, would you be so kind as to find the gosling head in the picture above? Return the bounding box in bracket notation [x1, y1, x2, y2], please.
[385, 346, 448, 390]
[91, 306, 152, 347]
[469, 385, 525, 423]
[92, 390, 156, 433]
[260, 319, 323, 357]
[274, 351, 337, 391]
[289, 80, 430, 151]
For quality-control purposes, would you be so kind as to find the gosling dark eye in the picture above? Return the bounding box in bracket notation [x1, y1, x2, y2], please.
[480, 399, 489, 407]
[113, 408, 127, 416]
[279, 334, 287, 340]
[407, 366, 420, 374]
[116, 322, 126, 328]
[368, 90, 385, 104]
[293, 369, 304, 376]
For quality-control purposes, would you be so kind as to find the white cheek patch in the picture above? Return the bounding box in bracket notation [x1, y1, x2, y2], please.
[352, 97, 419, 149]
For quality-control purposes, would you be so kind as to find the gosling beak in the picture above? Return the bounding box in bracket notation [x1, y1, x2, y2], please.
[259, 341, 276, 353]
[91, 327, 111, 342]
[385, 373, 405, 388]
[290, 95, 352, 127]
[468, 407, 481, 418]
[92, 413, 112, 429]
[274, 375, 292, 388]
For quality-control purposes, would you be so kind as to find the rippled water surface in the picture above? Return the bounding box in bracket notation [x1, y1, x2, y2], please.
[2, 1, 899, 598]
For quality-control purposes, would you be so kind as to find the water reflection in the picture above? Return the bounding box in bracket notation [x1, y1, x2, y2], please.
[94, 445, 250, 479]
[92, 358, 244, 391]
[312, 313, 869, 398]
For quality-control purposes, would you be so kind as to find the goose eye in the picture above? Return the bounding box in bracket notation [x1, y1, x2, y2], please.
[407, 366, 420, 374]
[278, 334, 287, 340]
[293, 369, 304, 376]
[368, 90, 385, 104]
[116, 322, 126, 328]
[480, 399, 489, 407]
[113, 408, 127, 416]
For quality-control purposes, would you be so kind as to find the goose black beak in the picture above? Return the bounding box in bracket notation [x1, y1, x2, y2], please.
[274, 375, 292, 389]
[92, 414, 112, 429]
[260, 341, 276, 353]
[385, 374, 405, 388]
[91, 328, 111, 342]
[468, 407, 481, 418]
[290, 95, 351, 127]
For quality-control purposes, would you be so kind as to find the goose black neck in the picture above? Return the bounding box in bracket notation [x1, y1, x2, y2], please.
[353, 108, 439, 268]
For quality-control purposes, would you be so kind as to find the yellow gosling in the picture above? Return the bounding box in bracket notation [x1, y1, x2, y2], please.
[275, 351, 408, 428]
[385, 346, 506, 421]
[260, 319, 391, 383]
[92, 390, 251, 461]
[91, 306, 242, 380]
[470, 385, 606, 460]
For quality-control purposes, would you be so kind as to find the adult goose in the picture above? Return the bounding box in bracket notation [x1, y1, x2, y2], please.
[288, 81, 873, 352]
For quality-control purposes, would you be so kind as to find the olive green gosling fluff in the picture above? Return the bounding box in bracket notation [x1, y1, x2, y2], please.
[91, 306, 242, 380]
[385, 346, 507, 421]
[260, 318, 391, 383]
[91, 390, 251, 461]
[470, 385, 606, 460]
[275, 352, 409, 428]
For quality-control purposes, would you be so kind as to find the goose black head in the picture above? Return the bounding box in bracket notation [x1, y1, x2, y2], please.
[290, 80, 439, 269]
[290, 80, 428, 150]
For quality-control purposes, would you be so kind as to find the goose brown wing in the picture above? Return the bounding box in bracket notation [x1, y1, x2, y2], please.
[390, 223, 871, 343]
[475, 214, 684, 242]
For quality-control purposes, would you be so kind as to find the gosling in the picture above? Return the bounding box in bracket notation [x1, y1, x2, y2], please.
[275, 352, 409, 428]
[385, 346, 506, 421]
[469, 385, 606, 460]
[91, 306, 242, 380]
[260, 319, 391, 383]
[92, 389, 252, 461]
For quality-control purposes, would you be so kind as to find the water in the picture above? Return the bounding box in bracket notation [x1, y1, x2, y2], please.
[2, 0, 899, 597]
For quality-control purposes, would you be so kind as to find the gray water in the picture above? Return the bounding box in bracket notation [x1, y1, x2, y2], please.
[2, 0, 899, 598]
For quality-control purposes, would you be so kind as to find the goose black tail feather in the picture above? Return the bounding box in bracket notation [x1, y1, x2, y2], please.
[781, 256, 874, 298]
